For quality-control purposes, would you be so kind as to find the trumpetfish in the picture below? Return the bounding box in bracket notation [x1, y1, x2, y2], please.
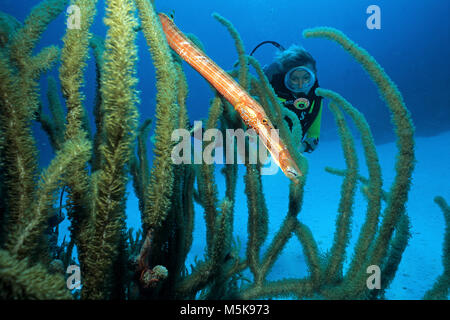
[158, 13, 302, 182]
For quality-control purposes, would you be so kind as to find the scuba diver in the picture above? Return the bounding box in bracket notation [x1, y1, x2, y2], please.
[188, 41, 322, 154]
[251, 41, 323, 153]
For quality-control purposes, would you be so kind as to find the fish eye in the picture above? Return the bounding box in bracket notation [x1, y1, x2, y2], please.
[262, 118, 268, 125]
[287, 168, 298, 177]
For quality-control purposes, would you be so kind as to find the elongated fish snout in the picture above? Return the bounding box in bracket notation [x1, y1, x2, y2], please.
[278, 149, 302, 183]
[285, 166, 302, 183]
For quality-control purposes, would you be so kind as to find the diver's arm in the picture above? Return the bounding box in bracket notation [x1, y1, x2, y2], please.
[300, 100, 323, 153]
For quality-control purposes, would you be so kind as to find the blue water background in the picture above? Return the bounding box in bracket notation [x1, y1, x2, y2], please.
[1, 0, 449, 299]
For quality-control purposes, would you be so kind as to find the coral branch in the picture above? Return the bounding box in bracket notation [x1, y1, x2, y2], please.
[135, 0, 178, 231]
[423, 197, 450, 299]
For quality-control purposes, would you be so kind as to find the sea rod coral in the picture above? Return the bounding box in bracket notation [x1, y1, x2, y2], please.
[0, 0, 448, 300]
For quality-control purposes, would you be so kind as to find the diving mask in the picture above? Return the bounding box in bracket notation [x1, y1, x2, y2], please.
[284, 66, 315, 94]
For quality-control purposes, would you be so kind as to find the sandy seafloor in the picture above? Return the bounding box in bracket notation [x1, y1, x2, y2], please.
[83, 129, 449, 300]
[187, 130, 449, 300]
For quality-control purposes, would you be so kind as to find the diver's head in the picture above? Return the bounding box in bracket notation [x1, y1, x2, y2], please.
[284, 66, 315, 95]
[275, 45, 317, 95]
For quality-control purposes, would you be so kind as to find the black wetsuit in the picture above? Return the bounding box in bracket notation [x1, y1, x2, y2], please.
[264, 62, 323, 152]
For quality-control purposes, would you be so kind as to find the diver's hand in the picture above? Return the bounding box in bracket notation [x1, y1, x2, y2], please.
[300, 137, 319, 153]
